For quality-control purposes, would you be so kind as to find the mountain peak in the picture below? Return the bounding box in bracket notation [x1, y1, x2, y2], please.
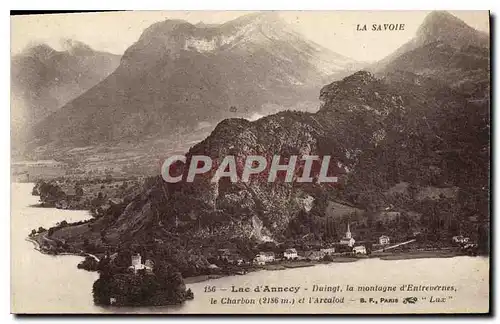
[229, 11, 282, 25]
[222, 11, 289, 34]
[59, 38, 95, 55]
[19, 40, 97, 58]
[143, 18, 195, 35]
[122, 11, 322, 67]
[21, 43, 56, 58]
[421, 11, 465, 27]
[319, 70, 390, 113]
[320, 71, 378, 96]
[416, 11, 489, 48]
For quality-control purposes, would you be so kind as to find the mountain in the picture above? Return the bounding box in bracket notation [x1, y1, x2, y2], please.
[48, 11, 490, 268]
[49, 71, 393, 246]
[414, 11, 489, 48]
[32, 12, 361, 147]
[376, 11, 488, 66]
[373, 11, 489, 97]
[11, 40, 121, 148]
[50, 66, 489, 256]
[365, 11, 490, 194]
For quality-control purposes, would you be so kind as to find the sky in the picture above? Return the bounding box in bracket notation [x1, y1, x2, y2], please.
[11, 10, 490, 62]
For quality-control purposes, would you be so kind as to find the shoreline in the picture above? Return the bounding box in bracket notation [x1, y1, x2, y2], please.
[183, 252, 469, 285]
[25, 237, 41, 251]
[24, 182, 483, 285]
[27, 235, 93, 261]
[26, 231, 477, 286]
[26, 235, 483, 288]
[375, 250, 465, 260]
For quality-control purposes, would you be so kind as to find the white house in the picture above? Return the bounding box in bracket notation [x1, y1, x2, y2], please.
[463, 243, 477, 249]
[353, 245, 367, 255]
[128, 254, 153, 274]
[379, 235, 390, 245]
[339, 223, 355, 247]
[320, 247, 336, 255]
[144, 259, 155, 273]
[452, 235, 470, 244]
[283, 248, 298, 260]
[254, 252, 275, 265]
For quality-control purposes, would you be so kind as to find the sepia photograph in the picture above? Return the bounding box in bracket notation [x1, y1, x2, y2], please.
[10, 10, 490, 314]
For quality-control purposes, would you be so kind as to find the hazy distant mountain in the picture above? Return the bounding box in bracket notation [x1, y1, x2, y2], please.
[11, 40, 121, 146]
[32, 12, 361, 146]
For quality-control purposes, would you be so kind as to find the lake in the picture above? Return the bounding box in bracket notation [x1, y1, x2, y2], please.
[11, 182, 489, 314]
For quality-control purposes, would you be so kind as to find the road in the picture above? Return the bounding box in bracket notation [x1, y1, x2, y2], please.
[373, 239, 417, 253]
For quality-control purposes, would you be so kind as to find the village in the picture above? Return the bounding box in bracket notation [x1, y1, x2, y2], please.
[28, 177, 485, 280]
[30, 218, 480, 277]
[113, 222, 479, 280]
[29, 212, 480, 282]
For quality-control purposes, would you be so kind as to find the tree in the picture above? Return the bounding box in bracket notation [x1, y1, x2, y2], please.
[477, 223, 489, 255]
[75, 184, 84, 197]
[323, 217, 338, 242]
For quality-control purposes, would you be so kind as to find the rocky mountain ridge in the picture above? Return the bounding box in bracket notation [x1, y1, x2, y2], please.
[48, 11, 489, 258]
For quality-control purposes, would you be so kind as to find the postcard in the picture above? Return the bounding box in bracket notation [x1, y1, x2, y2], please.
[10, 10, 490, 314]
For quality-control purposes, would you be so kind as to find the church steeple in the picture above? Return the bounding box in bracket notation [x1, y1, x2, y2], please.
[346, 222, 351, 239]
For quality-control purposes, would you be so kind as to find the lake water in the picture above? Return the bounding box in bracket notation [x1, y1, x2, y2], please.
[11, 182, 490, 314]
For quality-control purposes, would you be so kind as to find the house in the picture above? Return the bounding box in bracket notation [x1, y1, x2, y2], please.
[353, 245, 367, 255]
[253, 252, 275, 265]
[320, 247, 336, 255]
[304, 250, 326, 261]
[452, 235, 470, 244]
[379, 235, 390, 245]
[339, 223, 355, 247]
[128, 254, 153, 274]
[463, 243, 477, 250]
[232, 257, 245, 266]
[217, 249, 244, 264]
[227, 253, 245, 265]
[217, 248, 231, 261]
[283, 248, 298, 260]
[144, 259, 155, 273]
